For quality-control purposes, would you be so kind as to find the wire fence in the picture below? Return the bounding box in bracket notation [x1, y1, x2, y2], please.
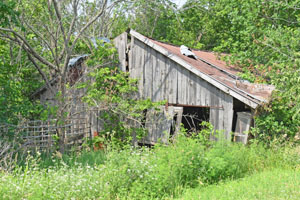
[0, 118, 91, 170]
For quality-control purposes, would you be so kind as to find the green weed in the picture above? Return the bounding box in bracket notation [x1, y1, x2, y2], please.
[177, 168, 300, 200]
[0, 135, 299, 199]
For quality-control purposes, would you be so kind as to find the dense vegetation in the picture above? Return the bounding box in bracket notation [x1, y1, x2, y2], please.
[179, 168, 300, 200]
[0, 134, 299, 199]
[1, 0, 300, 140]
[1, 0, 300, 199]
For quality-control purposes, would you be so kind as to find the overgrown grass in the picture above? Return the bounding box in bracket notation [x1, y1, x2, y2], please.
[0, 135, 299, 199]
[177, 168, 300, 200]
[38, 150, 107, 168]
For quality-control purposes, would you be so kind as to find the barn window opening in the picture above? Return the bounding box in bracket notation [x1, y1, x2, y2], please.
[181, 107, 210, 134]
[169, 113, 178, 137]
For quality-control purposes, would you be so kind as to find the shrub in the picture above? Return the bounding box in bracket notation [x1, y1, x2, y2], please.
[1, 133, 299, 199]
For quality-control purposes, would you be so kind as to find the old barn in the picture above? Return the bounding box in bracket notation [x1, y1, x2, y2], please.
[33, 30, 274, 145]
[113, 30, 274, 144]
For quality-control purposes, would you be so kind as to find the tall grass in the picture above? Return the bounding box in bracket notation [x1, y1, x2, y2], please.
[0, 135, 299, 199]
[177, 168, 300, 200]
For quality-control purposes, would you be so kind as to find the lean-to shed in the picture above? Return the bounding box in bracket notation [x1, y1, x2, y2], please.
[114, 30, 274, 144]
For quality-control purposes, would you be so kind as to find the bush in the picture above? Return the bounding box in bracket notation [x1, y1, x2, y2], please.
[1, 134, 299, 199]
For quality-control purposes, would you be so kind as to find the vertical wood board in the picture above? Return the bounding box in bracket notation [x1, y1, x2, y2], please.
[144, 106, 174, 144]
[113, 32, 127, 72]
[223, 93, 233, 139]
[167, 60, 178, 103]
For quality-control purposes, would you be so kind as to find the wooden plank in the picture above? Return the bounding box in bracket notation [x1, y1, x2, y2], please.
[178, 67, 188, 104]
[168, 61, 178, 103]
[159, 53, 167, 102]
[163, 54, 170, 101]
[174, 107, 183, 137]
[142, 43, 148, 98]
[152, 48, 160, 101]
[165, 59, 171, 103]
[189, 72, 198, 105]
[113, 32, 127, 72]
[209, 86, 220, 139]
[186, 70, 192, 105]
[195, 77, 203, 106]
[168, 103, 222, 109]
[200, 78, 207, 106]
[176, 63, 182, 104]
[134, 38, 141, 80]
[134, 39, 145, 98]
[217, 89, 225, 134]
[144, 46, 153, 99]
[205, 82, 212, 106]
[155, 50, 164, 101]
[160, 106, 174, 143]
[179, 66, 186, 104]
[208, 89, 233, 140]
[129, 37, 135, 78]
[144, 106, 174, 144]
[140, 42, 146, 98]
[223, 93, 233, 140]
[130, 30, 260, 109]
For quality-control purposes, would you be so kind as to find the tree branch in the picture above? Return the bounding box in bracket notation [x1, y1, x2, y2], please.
[27, 54, 56, 95]
[0, 27, 59, 73]
[71, 0, 109, 50]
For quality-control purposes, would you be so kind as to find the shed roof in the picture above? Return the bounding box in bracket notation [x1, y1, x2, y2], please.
[130, 30, 274, 109]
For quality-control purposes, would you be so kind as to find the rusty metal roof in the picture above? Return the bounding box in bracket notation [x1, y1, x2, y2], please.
[150, 39, 274, 103]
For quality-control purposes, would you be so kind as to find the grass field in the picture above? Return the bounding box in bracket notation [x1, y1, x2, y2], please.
[0, 136, 299, 199]
[176, 169, 300, 200]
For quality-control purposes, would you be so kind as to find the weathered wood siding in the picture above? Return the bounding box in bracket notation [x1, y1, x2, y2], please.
[142, 106, 174, 144]
[129, 37, 233, 137]
[113, 32, 127, 72]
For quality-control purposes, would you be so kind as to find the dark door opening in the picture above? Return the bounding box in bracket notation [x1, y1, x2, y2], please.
[181, 107, 210, 133]
[232, 98, 251, 133]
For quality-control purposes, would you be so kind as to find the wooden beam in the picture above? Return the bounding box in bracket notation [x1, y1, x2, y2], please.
[168, 103, 223, 110]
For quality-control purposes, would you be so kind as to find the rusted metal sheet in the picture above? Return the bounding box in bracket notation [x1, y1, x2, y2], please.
[150, 39, 274, 103]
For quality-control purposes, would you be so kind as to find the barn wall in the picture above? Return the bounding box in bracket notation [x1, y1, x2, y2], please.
[36, 66, 93, 139]
[38, 85, 58, 106]
[129, 37, 233, 137]
[113, 32, 128, 72]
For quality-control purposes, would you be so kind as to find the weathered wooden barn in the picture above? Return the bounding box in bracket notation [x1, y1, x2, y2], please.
[113, 30, 274, 144]
[33, 30, 274, 145]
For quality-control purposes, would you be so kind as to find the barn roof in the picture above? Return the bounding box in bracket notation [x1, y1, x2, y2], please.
[130, 30, 274, 109]
[31, 54, 88, 98]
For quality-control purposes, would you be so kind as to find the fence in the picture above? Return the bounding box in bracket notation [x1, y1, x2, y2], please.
[0, 118, 91, 152]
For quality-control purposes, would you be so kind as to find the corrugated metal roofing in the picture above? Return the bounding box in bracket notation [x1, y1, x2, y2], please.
[150, 39, 274, 102]
[68, 54, 89, 67]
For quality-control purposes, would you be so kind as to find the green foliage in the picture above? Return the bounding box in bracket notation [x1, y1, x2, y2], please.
[0, 1, 19, 26]
[179, 169, 300, 200]
[172, 0, 300, 141]
[83, 43, 164, 147]
[0, 40, 42, 124]
[84, 64, 163, 146]
[252, 98, 300, 143]
[1, 131, 299, 199]
[111, 0, 179, 40]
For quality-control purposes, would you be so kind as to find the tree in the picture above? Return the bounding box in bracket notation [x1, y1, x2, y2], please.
[0, 0, 125, 152]
[0, 1, 41, 124]
[179, 0, 300, 141]
[109, 0, 180, 39]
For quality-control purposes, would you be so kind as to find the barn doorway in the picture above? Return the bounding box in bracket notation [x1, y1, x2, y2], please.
[181, 107, 210, 133]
